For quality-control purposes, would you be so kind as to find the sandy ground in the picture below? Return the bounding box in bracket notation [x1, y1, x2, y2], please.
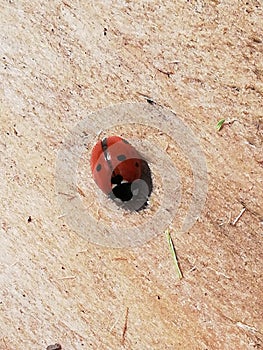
[0, 1, 262, 349]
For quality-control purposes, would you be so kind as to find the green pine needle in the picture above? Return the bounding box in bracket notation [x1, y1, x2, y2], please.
[166, 229, 183, 279]
[216, 118, 225, 131]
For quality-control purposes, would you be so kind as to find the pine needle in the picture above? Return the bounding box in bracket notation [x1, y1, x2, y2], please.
[166, 229, 183, 279]
[216, 118, 225, 131]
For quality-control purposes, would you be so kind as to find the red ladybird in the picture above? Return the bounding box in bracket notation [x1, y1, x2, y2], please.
[90, 136, 142, 197]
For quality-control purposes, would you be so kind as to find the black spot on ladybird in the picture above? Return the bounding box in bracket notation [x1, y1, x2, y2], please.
[96, 164, 102, 172]
[135, 161, 139, 167]
[117, 154, 126, 161]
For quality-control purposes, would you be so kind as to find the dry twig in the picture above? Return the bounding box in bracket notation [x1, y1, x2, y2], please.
[121, 307, 129, 345]
[231, 207, 246, 226]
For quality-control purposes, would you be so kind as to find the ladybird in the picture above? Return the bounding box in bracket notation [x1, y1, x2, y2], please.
[90, 136, 143, 201]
